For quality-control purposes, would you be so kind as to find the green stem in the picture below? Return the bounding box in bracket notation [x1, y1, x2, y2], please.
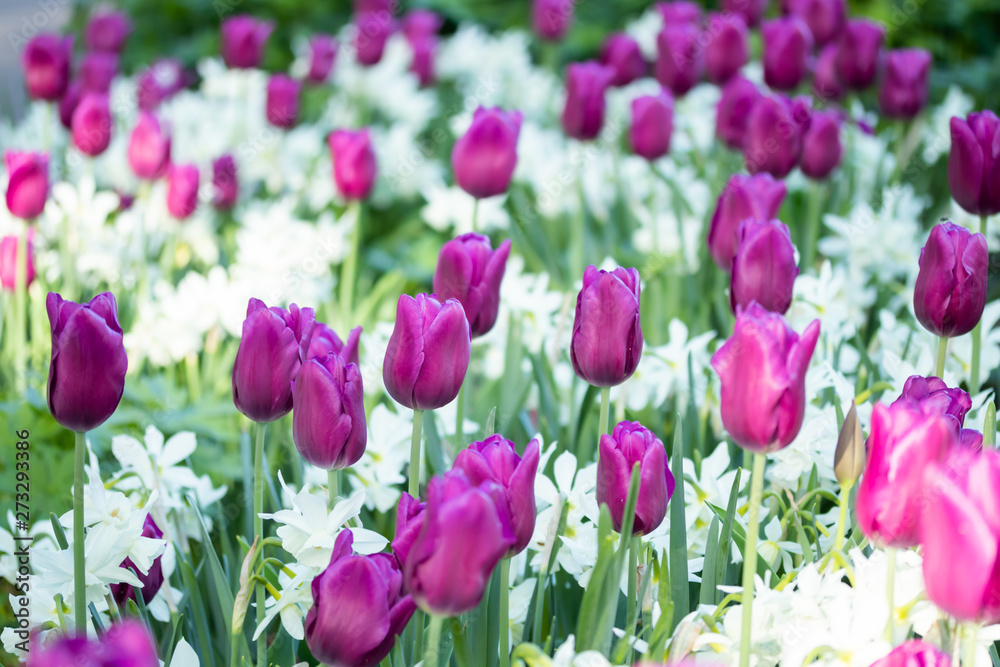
[409, 410, 424, 498]
[14, 224, 28, 394]
[971, 215, 988, 393]
[499, 558, 510, 667]
[885, 548, 896, 643]
[803, 180, 824, 271]
[963, 624, 978, 667]
[833, 481, 852, 553]
[599, 386, 611, 439]
[626, 535, 639, 650]
[471, 197, 480, 234]
[425, 614, 444, 667]
[739, 453, 767, 667]
[73, 430, 87, 631]
[936, 336, 948, 379]
[253, 423, 267, 666]
[456, 380, 466, 451]
[328, 468, 340, 510]
[341, 201, 362, 320]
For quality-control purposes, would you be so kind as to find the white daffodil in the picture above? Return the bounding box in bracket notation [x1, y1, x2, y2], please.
[253, 565, 314, 641]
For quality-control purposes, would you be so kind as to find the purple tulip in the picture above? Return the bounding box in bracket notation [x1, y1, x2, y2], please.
[212, 154, 239, 210]
[409, 36, 437, 88]
[166, 164, 199, 220]
[5, 151, 48, 219]
[913, 221, 988, 339]
[561, 62, 615, 141]
[22, 34, 72, 101]
[744, 94, 811, 178]
[308, 322, 362, 366]
[812, 44, 844, 101]
[58, 82, 83, 129]
[453, 435, 540, 556]
[715, 75, 760, 150]
[596, 421, 675, 535]
[221, 15, 273, 69]
[46, 292, 127, 432]
[571, 265, 643, 387]
[707, 173, 788, 270]
[856, 401, 956, 548]
[630, 91, 674, 161]
[383, 293, 470, 411]
[704, 13, 749, 85]
[762, 17, 813, 91]
[720, 0, 767, 28]
[711, 303, 820, 453]
[835, 19, 884, 90]
[307, 35, 338, 84]
[110, 515, 164, 606]
[533, 0, 574, 41]
[354, 11, 394, 66]
[404, 470, 514, 615]
[79, 51, 118, 93]
[292, 353, 366, 470]
[232, 298, 316, 423]
[71, 93, 112, 157]
[0, 232, 36, 292]
[127, 112, 171, 180]
[392, 492, 426, 570]
[85, 11, 131, 53]
[800, 109, 843, 180]
[26, 620, 160, 667]
[402, 9, 443, 44]
[786, 0, 844, 46]
[136, 59, 186, 111]
[730, 219, 798, 315]
[354, 0, 392, 12]
[655, 1, 703, 26]
[892, 375, 972, 439]
[871, 641, 953, 667]
[266, 74, 301, 129]
[306, 530, 416, 667]
[879, 49, 932, 120]
[452, 107, 523, 199]
[949, 111, 1000, 217]
[654, 23, 704, 97]
[433, 234, 512, 338]
[600, 33, 647, 87]
[329, 129, 377, 200]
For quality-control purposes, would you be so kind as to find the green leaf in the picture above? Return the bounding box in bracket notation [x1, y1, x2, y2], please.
[49, 513, 68, 550]
[985, 401, 996, 448]
[707, 502, 776, 581]
[716, 468, 742, 589]
[529, 353, 560, 446]
[669, 420, 689, 629]
[176, 546, 217, 667]
[574, 505, 617, 652]
[699, 516, 721, 606]
[424, 412, 447, 477]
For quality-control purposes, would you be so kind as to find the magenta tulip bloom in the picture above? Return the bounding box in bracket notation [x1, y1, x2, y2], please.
[307, 35, 338, 84]
[562, 62, 615, 141]
[948, 111, 1000, 217]
[221, 15, 273, 69]
[571, 265, 643, 387]
[704, 13, 749, 85]
[871, 641, 952, 667]
[596, 421, 675, 535]
[812, 45, 844, 101]
[354, 11, 394, 66]
[5, 151, 48, 219]
[383, 293, 470, 411]
[711, 303, 820, 453]
[79, 52, 118, 94]
[212, 154, 239, 210]
[655, 1, 703, 26]
[308, 322, 362, 366]
[0, 233, 36, 292]
[85, 11, 131, 53]
[59, 82, 83, 129]
[786, 0, 845, 46]
[720, 0, 766, 27]
[707, 173, 787, 270]
[232, 298, 316, 423]
[166, 164, 199, 220]
[402, 9, 443, 43]
[892, 375, 972, 438]
[266, 74, 301, 129]
[127, 112, 171, 180]
[292, 353, 366, 470]
[71, 93, 112, 157]
[410, 36, 436, 88]
[433, 234, 511, 338]
[306, 531, 416, 667]
[110, 515, 164, 606]
[26, 620, 160, 667]
[913, 221, 988, 338]
[392, 492, 426, 570]
[329, 129, 377, 200]
[654, 24, 704, 97]
[716, 75, 760, 150]
[630, 91, 674, 161]
[452, 107, 523, 199]
[600, 33, 646, 87]
[744, 94, 811, 178]
[404, 470, 514, 615]
[46, 292, 127, 432]
[533, 0, 574, 41]
[762, 17, 813, 91]
[22, 34, 72, 101]
[730, 219, 798, 315]
[453, 435, 540, 556]
[800, 110, 843, 180]
[835, 19, 884, 90]
[880, 49, 932, 120]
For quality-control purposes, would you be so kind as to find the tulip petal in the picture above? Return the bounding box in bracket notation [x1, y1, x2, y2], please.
[412, 300, 470, 409]
[949, 116, 985, 215]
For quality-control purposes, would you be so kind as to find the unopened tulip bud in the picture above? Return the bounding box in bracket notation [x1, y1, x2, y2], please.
[948, 111, 1000, 216]
[913, 221, 988, 338]
[835, 19, 884, 90]
[0, 232, 37, 292]
[212, 154, 239, 210]
[266, 74, 300, 129]
[730, 219, 799, 315]
[452, 107, 522, 199]
[744, 94, 811, 179]
[707, 173, 787, 270]
[704, 13, 749, 85]
[715, 75, 760, 150]
[127, 112, 171, 180]
[166, 164, 199, 220]
[762, 17, 814, 91]
[307, 35, 338, 84]
[834, 401, 864, 487]
[292, 353, 367, 470]
[329, 128, 377, 200]
[596, 421, 675, 535]
[221, 15, 273, 69]
[880, 49, 932, 120]
[786, 0, 845, 47]
[562, 62, 615, 141]
[71, 93, 113, 157]
[5, 151, 49, 219]
[308, 322, 362, 366]
[533, 0, 574, 41]
[630, 90, 674, 162]
[571, 265, 643, 387]
[79, 51, 118, 93]
[354, 11, 394, 66]
[600, 33, 646, 87]
[655, 1, 703, 26]
[433, 234, 511, 337]
[812, 45, 844, 101]
[654, 23, 703, 97]
[720, 0, 766, 27]
[85, 11, 131, 53]
[800, 110, 843, 180]
[22, 34, 72, 101]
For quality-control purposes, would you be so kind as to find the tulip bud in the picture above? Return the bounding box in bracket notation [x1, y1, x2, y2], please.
[85, 11, 131, 53]
[800, 110, 843, 180]
[730, 219, 799, 315]
[913, 221, 988, 338]
[561, 62, 615, 141]
[855, 401, 956, 548]
[654, 23, 704, 97]
[166, 164, 200, 220]
[744, 94, 811, 179]
[715, 75, 760, 150]
[292, 353, 367, 470]
[79, 51, 118, 94]
[409, 36, 436, 88]
[212, 154, 239, 210]
[596, 421, 675, 535]
[383, 293, 471, 411]
[834, 401, 864, 487]
[452, 107, 523, 199]
[571, 265, 643, 387]
[655, 1, 703, 26]
[404, 470, 514, 615]
[812, 45, 844, 101]
[329, 128, 377, 200]
[306, 531, 417, 667]
[307, 34, 338, 84]
[26, 620, 160, 666]
[704, 13, 749, 85]
[786, 0, 845, 46]
[453, 435, 540, 556]
[392, 492, 426, 570]
[354, 11, 394, 66]
[711, 304, 820, 453]
[137, 59, 185, 111]
[5, 151, 49, 219]
[720, 0, 766, 27]
[433, 234, 511, 338]
[71, 92, 113, 157]
[59, 82, 83, 130]
[892, 375, 972, 437]
[533, 0, 574, 41]
[110, 515, 165, 606]
[127, 112, 171, 180]
[600, 33, 646, 87]
[835, 19, 884, 90]
[308, 322, 362, 366]
[402, 9, 443, 44]
[879, 49, 932, 120]
[266, 74, 301, 129]
[0, 233, 36, 292]
[630, 91, 674, 161]
[232, 298, 316, 424]
[22, 34, 73, 101]
[707, 173, 787, 270]
[46, 292, 128, 432]
[871, 640, 953, 667]
[949, 111, 1000, 217]
[762, 17, 814, 91]
[221, 15, 273, 69]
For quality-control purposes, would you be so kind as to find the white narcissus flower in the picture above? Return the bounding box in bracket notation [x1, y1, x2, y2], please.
[253, 565, 314, 641]
[166, 638, 200, 667]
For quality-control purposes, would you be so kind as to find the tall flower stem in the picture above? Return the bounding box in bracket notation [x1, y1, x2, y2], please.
[456, 380, 466, 451]
[327, 468, 340, 510]
[936, 337, 948, 379]
[739, 453, 766, 667]
[409, 410, 424, 497]
[14, 224, 28, 393]
[425, 614, 444, 667]
[471, 197, 480, 234]
[73, 430, 87, 630]
[626, 535, 640, 647]
[971, 214, 988, 392]
[599, 386, 611, 438]
[253, 422, 267, 666]
[341, 201, 362, 321]
[803, 180, 824, 270]
[963, 624, 978, 667]
[499, 558, 510, 667]
[884, 548, 897, 643]
[833, 481, 852, 552]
